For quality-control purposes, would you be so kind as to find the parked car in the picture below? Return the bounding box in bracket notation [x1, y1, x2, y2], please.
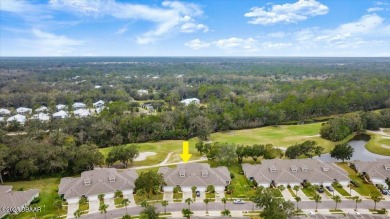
[350, 180, 358, 187]
[317, 187, 324, 193]
[216, 193, 220, 197]
[196, 191, 200, 197]
[233, 199, 245, 204]
[326, 186, 334, 192]
[381, 190, 388, 195]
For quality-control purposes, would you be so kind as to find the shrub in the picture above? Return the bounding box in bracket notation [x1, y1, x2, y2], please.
[377, 208, 388, 214]
[31, 197, 41, 204]
[287, 185, 291, 189]
[230, 173, 235, 179]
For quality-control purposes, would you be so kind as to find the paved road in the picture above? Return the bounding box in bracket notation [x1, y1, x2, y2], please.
[80, 200, 390, 219]
[130, 154, 208, 170]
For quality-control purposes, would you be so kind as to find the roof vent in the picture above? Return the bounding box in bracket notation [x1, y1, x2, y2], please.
[291, 165, 298, 172]
[385, 164, 390, 171]
[179, 169, 186, 177]
[202, 169, 208, 177]
[269, 165, 276, 173]
[84, 178, 91, 186]
[109, 175, 116, 182]
[322, 166, 329, 172]
[301, 165, 308, 172]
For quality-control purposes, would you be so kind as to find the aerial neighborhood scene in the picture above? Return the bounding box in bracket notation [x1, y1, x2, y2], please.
[1, 0, 390, 219]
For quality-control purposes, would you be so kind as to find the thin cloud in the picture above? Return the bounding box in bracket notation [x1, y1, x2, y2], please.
[185, 39, 210, 49]
[245, 0, 328, 25]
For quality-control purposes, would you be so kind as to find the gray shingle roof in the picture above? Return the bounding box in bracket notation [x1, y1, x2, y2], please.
[242, 159, 349, 185]
[58, 168, 138, 199]
[354, 159, 390, 180]
[0, 185, 39, 218]
[158, 163, 231, 187]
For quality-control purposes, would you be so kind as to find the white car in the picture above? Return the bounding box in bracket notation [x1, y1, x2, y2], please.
[233, 199, 245, 204]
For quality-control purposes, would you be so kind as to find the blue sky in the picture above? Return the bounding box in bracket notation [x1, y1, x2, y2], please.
[1, 0, 390, 56]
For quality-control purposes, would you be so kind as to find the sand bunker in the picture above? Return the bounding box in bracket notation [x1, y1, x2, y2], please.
[134, 152, 157, 161]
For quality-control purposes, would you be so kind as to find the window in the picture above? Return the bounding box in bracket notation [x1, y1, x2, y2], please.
[202, 169, 208, 177]
[291, 166, 298, 172]
[385, 165, 390, 171]
[179, 169, 186, 177]
[322, 166, 329, 172]
[109, 175, 116, 182]
[84, 179, 91, 186]
[269, 165, 276, 172]
[301, 165, 308, 172]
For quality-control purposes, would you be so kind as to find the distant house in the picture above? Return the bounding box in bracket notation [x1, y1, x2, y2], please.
[242, 159, 350, 188]
[94, 85, 102, 89]
[58, 168, 138, 217]
[158, 163, 231, 199]
[137, 89, 149, 96]
[353, 159, 390, 189]
[16, 107, 32, 115]
[0, 117, 4, 122]
[95, 107, 105, 114]
[180, 98, 200, 106]
[141, 103, 154, 112]
[32, 113, 50, 122]
[72, 102, 86, 110]
[35, 106, 48, 113]
[53, 110, 68, 119]
[93, 100, 105, 108]
[73, 109, 90, 118]
[0, 108, 11, 116]
[56, 104, 67, 111]
[7, 115, 26, 125]
[0, 185, 39, 219]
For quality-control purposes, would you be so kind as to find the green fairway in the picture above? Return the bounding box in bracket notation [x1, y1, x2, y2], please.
[206, 122, 346, 152]
[5, 177, 65, 219]
[365, 133, 390, 156]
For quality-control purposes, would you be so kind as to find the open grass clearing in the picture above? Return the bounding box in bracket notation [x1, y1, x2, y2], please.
[301, 187, 317, 197]
[365, 133, 390, 156]
[336, 163, 381, 196]
[332, 185, 350, 197]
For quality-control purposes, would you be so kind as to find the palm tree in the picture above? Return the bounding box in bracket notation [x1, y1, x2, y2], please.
[99, 204, 109, 219]
[204, 198, 210, 214]
[313, 194, 322, 211]
[277, 185, 285, 192]
[141, 200, 149, 208]
[121, 198, 130, 215]
[115, 190, 123, 198]
[227, 184, 234, 200]
[73, 209, 81, 219]
[293, 185, 300, 196]
[294, 196, 301, 210]
[370, 194, 382, 210]
[182, 208, 193, 219]
[332, 195, 341, 210]
[185, 197, 193, 211]
[161, 200, 169, 214]
[98, 193, 105, 203]
[221, 209, 231, 216]
[221, 197, 227, 210]
[352, 196, 362, 211]
[191, 186, 197, 199]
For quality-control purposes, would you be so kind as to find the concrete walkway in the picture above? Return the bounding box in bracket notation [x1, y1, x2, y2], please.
[296, 189, 310, 201]
[281, 189, 295, 201]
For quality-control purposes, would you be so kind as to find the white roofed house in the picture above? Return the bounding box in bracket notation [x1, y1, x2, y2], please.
[0, 117, 4, 123]
[0, 185, 39, 218]
[7, 115, 26, 125]
[353, 159, 390, 189]
[35, 106, 48, 113]
[53, 110, 68, 119]
[72, 102, 86, 110]
[137, 89, 149, 96]
[242, 159, 350, 188]
[32, 113, 50, 122]
[58, 168, 138, 218]
[16, 107, 32, 115]
[180, 98, 200, 106]
[73, 109, 91, 118]
[158, 163, 231, 202]
[56, 104, 67, 111]
[0, 108, 11, 116]
[93, 100, 105, 108]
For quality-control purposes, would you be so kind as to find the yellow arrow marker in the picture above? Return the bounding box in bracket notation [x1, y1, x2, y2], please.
[180, 141, 192, 163]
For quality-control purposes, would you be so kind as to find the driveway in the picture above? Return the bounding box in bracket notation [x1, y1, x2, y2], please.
[89, 199, 100, 214]
[105, 197, 115, 210]
[67, 202, 79, 218]
[281, 189, 294, 201]
[296, 189, 310, 201]
[182, 191, 192, 202]
[194, 191, 206, 202]
[215, 192, 225, 202]
[163, 192, 174, 202]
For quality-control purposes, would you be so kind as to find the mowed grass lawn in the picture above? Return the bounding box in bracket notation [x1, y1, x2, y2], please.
[365, 133, 390, 156]
[5, 177, 65, 219]
[207, 122, 345, 152]
[336, 163, 381, 197]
